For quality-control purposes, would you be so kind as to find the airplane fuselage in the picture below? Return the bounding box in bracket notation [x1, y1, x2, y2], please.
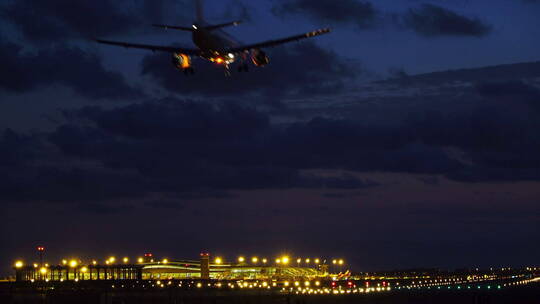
[192, 26, 241, 64]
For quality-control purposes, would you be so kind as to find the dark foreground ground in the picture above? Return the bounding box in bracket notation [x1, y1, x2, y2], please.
[1, 283, 539, 304]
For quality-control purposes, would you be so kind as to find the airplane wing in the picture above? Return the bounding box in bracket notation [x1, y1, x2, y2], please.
[95, 39, 201, 56]
[226, 28, 331, 53]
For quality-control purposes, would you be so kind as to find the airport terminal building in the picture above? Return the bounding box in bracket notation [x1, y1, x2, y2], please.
[14, 254, 332, 282]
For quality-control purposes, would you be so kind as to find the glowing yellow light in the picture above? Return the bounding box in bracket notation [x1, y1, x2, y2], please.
[108, 257, 116, 264]
[81, 267, 88, 273]
[262, 258, 267, 264]
[123, 257, 129, 263]
[238, 256, 245, 263]
[33, 263, 39, 268]
[92, 260, 97, 265]
[295, 281, 300, 286]
[332, 259, 337, 265]
[252, 257, 258, 263]
[282, 256, 290, 264]
[284, 281, 290, 287]
[137, 257, 144, 263]
[215, 257, 223, 264]
[315, 281, 321, 286]
[276, 259, 281, 264]
[315, 258, 320, 264]
[105, 261, 110, 265]
[162, 259, 168, 264]
[296, 258, 301, 264]
[338, 259, 344, 265]
[305, 258, 310, 263]
[39, 267, 47, 275]
[305, 281, 310, 286]
[69, 260, 78, 268]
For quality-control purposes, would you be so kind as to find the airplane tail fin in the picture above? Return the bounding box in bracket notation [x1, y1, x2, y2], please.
[196, 0, 205, 23]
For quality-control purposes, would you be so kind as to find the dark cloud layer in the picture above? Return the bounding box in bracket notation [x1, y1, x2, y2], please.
[272, 0, 376, 28]
[0, 41, 142, 100]
[3, 76, 540, 205]
[141, 42, 357, 98]
[404, 4, 492, 37]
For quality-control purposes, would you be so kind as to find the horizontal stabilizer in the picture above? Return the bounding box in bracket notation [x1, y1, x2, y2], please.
[204, 21, 242, 31]
[152, 24, 195, 31]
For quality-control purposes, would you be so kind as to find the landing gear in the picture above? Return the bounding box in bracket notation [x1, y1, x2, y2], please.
[183, 67, 195, 75]
[224, 64, 231, 77]
[238, 63, 249, 73]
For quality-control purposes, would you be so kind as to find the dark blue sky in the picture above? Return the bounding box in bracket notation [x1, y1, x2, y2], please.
[1, 0, 540, 275]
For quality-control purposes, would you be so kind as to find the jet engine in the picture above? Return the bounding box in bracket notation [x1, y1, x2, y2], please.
[251, 49, 270, 67]
[172, 53, 192, 70]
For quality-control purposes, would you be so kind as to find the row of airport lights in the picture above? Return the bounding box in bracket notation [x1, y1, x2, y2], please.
[14, 256, 345, 269]
[216, 256, 345, 266]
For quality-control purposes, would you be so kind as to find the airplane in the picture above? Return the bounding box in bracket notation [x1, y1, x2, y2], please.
[95, 0, 331, 76]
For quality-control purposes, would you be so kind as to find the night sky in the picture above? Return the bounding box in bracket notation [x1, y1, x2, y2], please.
[1, 0, 540, 275]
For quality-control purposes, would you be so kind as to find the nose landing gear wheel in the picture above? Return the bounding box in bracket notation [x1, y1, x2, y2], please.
[224, 64, 232, 77]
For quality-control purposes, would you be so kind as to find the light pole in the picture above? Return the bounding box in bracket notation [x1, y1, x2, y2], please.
[37, 246, 45, 280]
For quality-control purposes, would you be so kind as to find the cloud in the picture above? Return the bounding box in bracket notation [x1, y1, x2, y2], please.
[381, 61, 540, 86]
[141, 42, 357, 98]
[0, 0, 189, 43]
[3, 67, 540, 205]
[272, 0, 376, 29]
[476, 81, 540, 110]
[403, 4, 492, 37]
[0, 40, 143, 100]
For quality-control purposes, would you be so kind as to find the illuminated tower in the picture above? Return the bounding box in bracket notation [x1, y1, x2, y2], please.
[200, 252, 210, 279]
